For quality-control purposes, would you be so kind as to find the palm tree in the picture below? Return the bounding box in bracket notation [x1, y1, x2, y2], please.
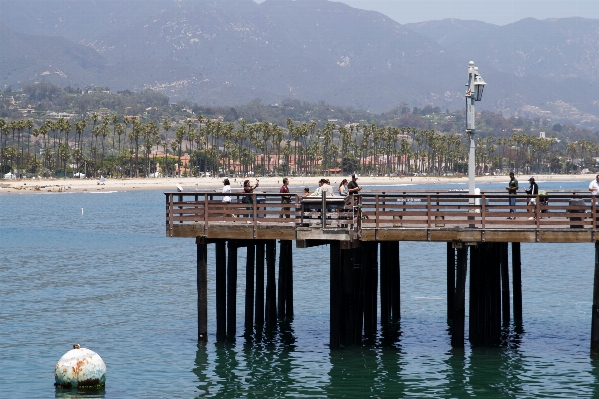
[162, 119, 171, 177]
[115, 123, 124, 154]
[175, 125, 186, 177]
[111, 115, 120, 155]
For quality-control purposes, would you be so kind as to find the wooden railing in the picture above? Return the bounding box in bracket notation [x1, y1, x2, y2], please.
[165, 192, 362, 236]
[165, 191, 599, 236]
[359, 192, 598, 230]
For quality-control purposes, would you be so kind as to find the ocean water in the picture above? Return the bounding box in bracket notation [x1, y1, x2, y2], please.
[1, 179, 599, 398]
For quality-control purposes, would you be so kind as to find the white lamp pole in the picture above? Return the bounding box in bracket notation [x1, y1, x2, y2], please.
[465, 61, 486, 196]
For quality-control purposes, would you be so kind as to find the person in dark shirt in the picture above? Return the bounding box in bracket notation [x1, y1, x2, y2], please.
[280, 178, 291, 218]
[345, 174, 362, 205]
[525, 177, 539, 220]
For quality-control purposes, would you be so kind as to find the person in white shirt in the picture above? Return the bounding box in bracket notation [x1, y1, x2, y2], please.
[222, 178, 233, 219]
[590, 175, 599, 194]
[320, 179, 335, 197]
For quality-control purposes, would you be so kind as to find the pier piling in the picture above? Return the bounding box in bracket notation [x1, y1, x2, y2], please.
[216, 240, 226, 340]
[196, 237, 208, 342]
[330, 241, 341, 349]
[245, 244, 255, 330]
[447, 243, 456, 325]
[500, 243, 510, 327]
[255, 242, 265, 325]
[227, 240, 238, 338]
[592, 242, 599, 355]
[512, 242, 523, 323]
[265, 240, 277, 325]
[451, 246, 467, 348]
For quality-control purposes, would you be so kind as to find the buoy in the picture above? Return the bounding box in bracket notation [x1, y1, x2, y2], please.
[54, 344, 106, 389]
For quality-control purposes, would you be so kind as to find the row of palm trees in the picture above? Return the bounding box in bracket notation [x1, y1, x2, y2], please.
[0, 113, 596, 178]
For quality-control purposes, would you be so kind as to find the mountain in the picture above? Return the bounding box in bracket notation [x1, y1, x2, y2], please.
[404, 17, 599, 83]
[0, 22, 106, 87]
[1, 0, 599, 127]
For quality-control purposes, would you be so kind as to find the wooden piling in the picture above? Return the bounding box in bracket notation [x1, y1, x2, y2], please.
[215, 240, 227, 340]
[451, 246, 467, 348]
[343, 244, 355, 344]
[196, 237, 208, 342]
[350, 245, 364, 345]
[330, 241, 341, 349]
[512, 242, 522, 322]
[470, 243, 502, 345]
[380, 242, 390, 327]
[285, 240, 294, 318]
[447, 242, 456, 324]
[592, 242, 599, 354]
[265, 240, 277, 325]
[390, 241, 400, 322]
[500, 242, 510, 326]
[468, 244, 480, 344]
[245, 243, 255, 330]
[227, 240, 238, 338]
[255, 242, 265, 325]
[278, 240, 288, 319]
[363, 242, 377, 341]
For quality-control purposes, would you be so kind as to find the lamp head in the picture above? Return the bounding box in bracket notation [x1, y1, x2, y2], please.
[473, 74, 486, 101]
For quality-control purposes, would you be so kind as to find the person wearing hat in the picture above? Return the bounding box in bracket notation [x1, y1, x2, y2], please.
[280, 178, 291, 218]
[345, 174, 362, 205]
[505, 172, 518, 218]
[525, 177, 539, 220]
[347, 174, 361, 195]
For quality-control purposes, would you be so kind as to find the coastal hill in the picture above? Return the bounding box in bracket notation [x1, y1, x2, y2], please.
[1, 0, 599, 127]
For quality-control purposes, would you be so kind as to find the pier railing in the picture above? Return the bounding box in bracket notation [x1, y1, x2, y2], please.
[165, 191, 599, 237]
[359, 192, 598, 230]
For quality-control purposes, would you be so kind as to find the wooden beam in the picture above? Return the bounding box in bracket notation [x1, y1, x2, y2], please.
[227, 240, 238, 339]
[215, 240, 226, 340]
[245, 244, 255, 331]
[196, 238, 208, 342]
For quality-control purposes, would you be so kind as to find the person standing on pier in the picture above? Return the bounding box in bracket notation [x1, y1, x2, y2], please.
[338, 179, 348, 196]
[589, 174, 599, 195]
[243, 179, 259, 218]
[222, 178, 233, 219]
[280, 178, 291, 218]
[321, 179, 335, 197]
[345, 174, 362, 205]
[506, 172, 518, 218]
[525, 177, 539, 220]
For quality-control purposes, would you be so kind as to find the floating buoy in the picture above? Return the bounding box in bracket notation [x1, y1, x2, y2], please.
[54, 344, 106, 389]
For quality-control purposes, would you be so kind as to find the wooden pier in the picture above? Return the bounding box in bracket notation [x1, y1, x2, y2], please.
[166, 190, 599, 353]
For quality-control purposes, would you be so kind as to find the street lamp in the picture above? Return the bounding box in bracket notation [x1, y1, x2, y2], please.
[466, 61, 486, 196]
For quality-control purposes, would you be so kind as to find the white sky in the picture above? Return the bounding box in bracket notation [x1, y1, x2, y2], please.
[256, 0, 599, 26]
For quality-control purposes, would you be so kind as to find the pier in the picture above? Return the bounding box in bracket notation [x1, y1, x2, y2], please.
[165, 190, 599, 353]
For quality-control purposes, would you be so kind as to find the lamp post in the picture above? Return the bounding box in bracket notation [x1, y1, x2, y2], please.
[466, 61, 486, 196]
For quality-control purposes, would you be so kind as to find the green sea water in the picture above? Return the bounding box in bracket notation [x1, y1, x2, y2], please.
[1, 180, 598, 398]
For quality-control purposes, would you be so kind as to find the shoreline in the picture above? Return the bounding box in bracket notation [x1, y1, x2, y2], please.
[0, 173, 594, 194]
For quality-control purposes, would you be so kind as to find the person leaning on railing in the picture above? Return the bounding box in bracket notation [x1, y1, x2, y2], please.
[243, 179, 259, 218]
[505, 172, 518, 219]
[525, 177, 538, 220]
[345, 174, 362, 205]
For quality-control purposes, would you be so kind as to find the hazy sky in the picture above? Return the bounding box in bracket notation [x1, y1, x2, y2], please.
[256, 0, 598, 26]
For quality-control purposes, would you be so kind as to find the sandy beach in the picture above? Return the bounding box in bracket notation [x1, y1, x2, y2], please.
[0, 173, 593, 194]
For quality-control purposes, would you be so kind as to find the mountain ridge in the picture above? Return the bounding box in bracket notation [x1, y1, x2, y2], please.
[1, 1, 599, 127]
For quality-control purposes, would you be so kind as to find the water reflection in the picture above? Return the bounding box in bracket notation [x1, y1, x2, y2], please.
[192, 321, 298, 398]
[327, 346, 406, 397]
[55, 387, 105, 399]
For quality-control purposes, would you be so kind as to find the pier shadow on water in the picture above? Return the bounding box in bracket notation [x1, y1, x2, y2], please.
[192, 321, 299, 398]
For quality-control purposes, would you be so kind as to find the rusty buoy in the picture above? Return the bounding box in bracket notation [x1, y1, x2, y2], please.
[54, 344, 106, 389]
